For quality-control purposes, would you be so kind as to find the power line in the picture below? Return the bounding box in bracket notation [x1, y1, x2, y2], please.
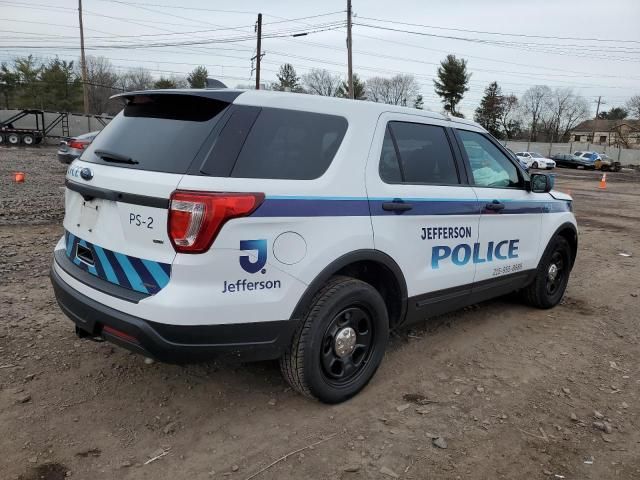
[357, 15, 640, 45]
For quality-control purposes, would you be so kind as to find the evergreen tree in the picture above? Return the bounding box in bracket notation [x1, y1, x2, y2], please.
[273, 63, 304, 92]
[0, 62, 19, 109]
[187, 66, 208, 88]
[337, 73, 366, 100]
[413, 94, 424, 110]
[433, 54, 470, 117]
[154, 77, 177, 89]
[40, 57, 82, 112]
[474, 82, 504, 138]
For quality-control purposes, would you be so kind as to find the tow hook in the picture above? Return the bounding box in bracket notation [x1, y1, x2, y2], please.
[75, 326, 104, 342]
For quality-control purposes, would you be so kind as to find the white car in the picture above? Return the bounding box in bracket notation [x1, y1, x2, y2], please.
[51, 89, 577, 403]
[515, 152, 556, 169]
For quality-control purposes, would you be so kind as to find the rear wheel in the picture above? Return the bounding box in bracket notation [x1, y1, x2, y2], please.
[7, 133, 20, 145]
[523, 236, 572, 309]
[21, 133, 34, 146]
[280, 276, 389, 403]
[531, 161, 538, 169]
[0, 134, 4, 145]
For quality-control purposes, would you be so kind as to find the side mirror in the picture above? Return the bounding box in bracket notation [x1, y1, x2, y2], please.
[530, 173, 552, 193]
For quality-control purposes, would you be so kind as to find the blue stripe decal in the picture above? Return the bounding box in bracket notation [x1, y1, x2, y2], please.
[251, 196, 569, 217]
[113, 252, 149, 294]
[103, 248, 133, 290]
[253, 198, 370, 217]
[63, 230, 171, 295]
[93, 245, 119, 285]
[128, 256, 160, 294]
[141, 258, 170, 289]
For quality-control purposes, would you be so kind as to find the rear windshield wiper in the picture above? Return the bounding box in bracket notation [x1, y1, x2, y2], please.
[94, 149, 139, 165]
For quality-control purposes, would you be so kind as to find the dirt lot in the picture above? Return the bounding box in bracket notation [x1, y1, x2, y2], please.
[1, 146, 639, 480]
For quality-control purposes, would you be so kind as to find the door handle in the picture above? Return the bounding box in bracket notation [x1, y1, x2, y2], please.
[485, 200, 505, 212]
[382, 200, 413, 212]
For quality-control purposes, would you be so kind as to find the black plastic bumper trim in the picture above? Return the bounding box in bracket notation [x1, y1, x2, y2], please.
[65, 179, 169, 209]
[54, 250, 148, 303]
[50, 265, 299, 363]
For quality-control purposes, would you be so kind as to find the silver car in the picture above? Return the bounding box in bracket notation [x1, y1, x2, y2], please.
[57, 131, 100, 164]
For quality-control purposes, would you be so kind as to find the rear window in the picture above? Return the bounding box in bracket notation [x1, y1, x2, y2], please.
[230, 108, 347, 180]
[81, 94, 230, 173]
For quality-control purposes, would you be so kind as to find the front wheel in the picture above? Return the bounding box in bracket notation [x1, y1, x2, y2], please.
[21, 134, 34, 145]
[280, 276, 389, 403]
[523, 236, 572, 309]
[531, 161, 538, 169]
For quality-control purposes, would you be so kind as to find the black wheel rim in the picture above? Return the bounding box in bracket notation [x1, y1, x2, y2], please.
[546, 250, 566, 296]
[320, 306, 374, 386]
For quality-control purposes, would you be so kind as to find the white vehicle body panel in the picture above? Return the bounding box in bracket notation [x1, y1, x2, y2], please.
[53, 90, 577, 342]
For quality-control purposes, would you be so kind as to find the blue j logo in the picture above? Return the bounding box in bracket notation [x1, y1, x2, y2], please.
[239, 239, 267, 274]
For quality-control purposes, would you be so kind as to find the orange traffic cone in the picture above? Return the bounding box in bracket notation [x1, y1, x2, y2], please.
[598, 173, 607, 190]
[13, 172, 25, 183]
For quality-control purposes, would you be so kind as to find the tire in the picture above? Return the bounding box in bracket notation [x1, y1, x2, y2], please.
[21, 134, 34, 146]
[523, 236, 572, 309]
[280, 276, 389, 404]
[0, 134, 4, 144]
[532, 161, 538, 169]
[7, 133, 20, 145]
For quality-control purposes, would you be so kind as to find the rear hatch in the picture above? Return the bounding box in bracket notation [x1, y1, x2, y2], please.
[62, 92, 236, 294]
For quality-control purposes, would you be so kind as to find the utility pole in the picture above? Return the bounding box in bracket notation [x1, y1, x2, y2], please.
[589, 96, 604, 149]
[255, 13, 262, 90]
[346, 0, 354, 99]
[78, 0, 90, 130]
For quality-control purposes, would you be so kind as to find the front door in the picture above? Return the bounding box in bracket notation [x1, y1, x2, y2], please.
[454, 128, 542, 285]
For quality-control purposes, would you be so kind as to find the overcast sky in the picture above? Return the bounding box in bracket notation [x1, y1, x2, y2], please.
[2, 0, 639, 117]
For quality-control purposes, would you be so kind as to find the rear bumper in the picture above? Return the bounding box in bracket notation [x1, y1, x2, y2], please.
[50, 263, 299, 363]
[57, 152, 77, 164]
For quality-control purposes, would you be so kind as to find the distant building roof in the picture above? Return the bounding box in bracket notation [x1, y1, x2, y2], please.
[572, 119, 640, 132]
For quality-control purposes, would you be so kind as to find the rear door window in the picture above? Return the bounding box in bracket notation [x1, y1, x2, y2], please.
[379, 121, 460, 185]
[230, 108, 347, 180]
[82, 94, 230, 174]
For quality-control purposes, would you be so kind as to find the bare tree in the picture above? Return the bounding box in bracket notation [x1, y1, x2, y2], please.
[83, 56, 120, 115]
[366, 74, 419, 106]
[500, 94, 520, 139]
[118, 67, 154, 92]
[627, 95, 640, 119]
[302, 68, 341, 97]
[521, 85, 552, 141]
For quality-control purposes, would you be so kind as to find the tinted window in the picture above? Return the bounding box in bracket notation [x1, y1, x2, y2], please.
[231, 108, 347, 180]
[82, 94, 230, 173]
[380, 121, 459, 184]
[379, 127, 402, 182]
[458, 130, 520, 188]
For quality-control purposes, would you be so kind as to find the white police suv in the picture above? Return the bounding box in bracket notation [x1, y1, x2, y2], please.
[51, 90, 577, 403]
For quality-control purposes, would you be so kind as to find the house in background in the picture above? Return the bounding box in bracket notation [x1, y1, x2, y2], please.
[570, 119, 640, 148]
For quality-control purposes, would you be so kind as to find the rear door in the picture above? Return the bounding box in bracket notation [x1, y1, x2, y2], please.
[62, 92, 234, 293]
[365, 113, 480, 309]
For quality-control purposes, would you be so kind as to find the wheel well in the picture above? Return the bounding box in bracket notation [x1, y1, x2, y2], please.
[335, 260, 405, 328]
[556, 226, 578, 268]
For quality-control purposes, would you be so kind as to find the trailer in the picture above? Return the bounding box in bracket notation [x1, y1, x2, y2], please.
[0, 109, 112, 146]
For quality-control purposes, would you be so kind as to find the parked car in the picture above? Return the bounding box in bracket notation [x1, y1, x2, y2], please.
[506, 147, 529, 172]
[57, 131, 100, 164]
[595, 153, 621, 172]
[51, 89, 576, 403]
[551, 153, 595, 169]
[515, 151, 556, 169]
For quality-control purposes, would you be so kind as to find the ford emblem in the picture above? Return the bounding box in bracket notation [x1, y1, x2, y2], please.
[80, 167, 93, 181]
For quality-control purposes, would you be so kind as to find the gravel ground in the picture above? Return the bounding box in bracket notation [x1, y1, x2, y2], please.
[1, 146, 639, 480]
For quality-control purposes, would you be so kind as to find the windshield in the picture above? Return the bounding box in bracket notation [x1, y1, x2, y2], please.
[530, 153, 543, 158]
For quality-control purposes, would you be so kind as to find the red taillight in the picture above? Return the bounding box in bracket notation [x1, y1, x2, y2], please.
[168, 191, 264, 253]
[68, 139, 90, 150]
